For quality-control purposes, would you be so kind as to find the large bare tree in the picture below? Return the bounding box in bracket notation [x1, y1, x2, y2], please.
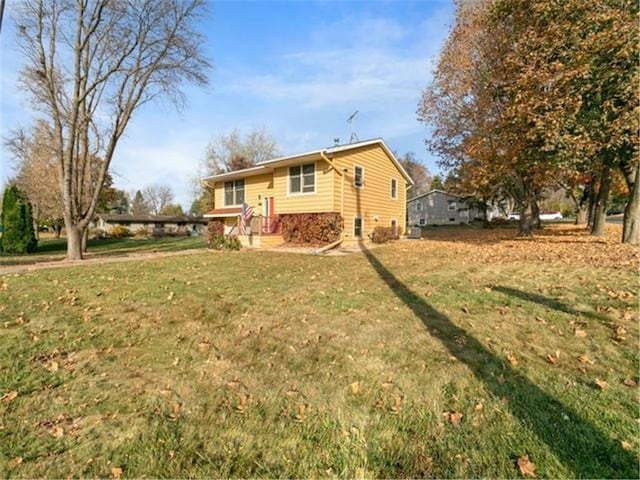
[204, 127, 280, 174]
[142, 184, 175, 215]
[14, 0, 210, 259]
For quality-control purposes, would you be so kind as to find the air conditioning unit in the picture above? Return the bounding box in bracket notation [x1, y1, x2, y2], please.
[407, 227, 422, 239]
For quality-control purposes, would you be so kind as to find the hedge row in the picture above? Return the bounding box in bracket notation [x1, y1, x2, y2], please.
[280, 213, 343, 244]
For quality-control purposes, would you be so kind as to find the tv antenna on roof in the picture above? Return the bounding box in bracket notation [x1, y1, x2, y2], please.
[347, 110, 359, 143]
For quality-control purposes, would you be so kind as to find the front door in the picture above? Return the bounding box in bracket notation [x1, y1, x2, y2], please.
[262, 197, 276, 233]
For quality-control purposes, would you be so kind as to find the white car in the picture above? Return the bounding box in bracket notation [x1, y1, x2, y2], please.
[540, 212, 563, 221]
[507, 213, 520, 221]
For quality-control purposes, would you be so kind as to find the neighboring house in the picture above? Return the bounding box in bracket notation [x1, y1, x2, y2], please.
[94, 214, 207, 235]
[202, 138, 414, 247]
[407, 190, 483, 227]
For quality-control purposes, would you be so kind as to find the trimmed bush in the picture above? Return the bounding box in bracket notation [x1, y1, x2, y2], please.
[280, 213, 343, 244]
[1, 185, 37, 254]
[110, 225, 132, 238]
[371, 226, 400, 244]
[134, 226, 152, 238]
[92, 228, 109, 240]
[209, 234, 241, 251]
[207, 221, 225, 246]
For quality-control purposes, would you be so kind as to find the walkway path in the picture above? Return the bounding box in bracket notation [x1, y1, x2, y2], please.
[0, 248, 208, 275]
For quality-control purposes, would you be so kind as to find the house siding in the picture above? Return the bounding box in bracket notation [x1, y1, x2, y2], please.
[271, 159, 335, 214]
[408, 191, 473, 226]
[213, 172, 274, 213]
[331, 145, 407, 242]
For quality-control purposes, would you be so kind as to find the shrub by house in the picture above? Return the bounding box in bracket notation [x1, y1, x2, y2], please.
[1, 185, 37, 254]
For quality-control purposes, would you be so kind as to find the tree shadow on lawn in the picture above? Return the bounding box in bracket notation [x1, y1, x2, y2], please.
[491, 286, 612, 323]
[360, 246, 636, 478]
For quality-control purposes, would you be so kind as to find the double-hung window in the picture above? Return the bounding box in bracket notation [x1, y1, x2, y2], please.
[354, 217, 363, 238]
[224, 180, 245, 206]
[289, 163, 315, 194]
[391, 178, 398, 199]
[447, 200, 457, 211]
[354, 165, 364, 188]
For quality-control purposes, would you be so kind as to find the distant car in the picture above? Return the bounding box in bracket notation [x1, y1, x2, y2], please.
[540, 212, 563, 221]
[507, 213, 520, 221]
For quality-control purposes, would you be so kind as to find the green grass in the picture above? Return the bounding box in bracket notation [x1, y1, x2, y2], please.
[0, 228, 637, 478]
[0, 235, 207, 267]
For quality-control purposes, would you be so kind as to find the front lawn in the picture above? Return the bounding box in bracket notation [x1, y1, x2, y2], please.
[0, 235, 207, 267]
[0, 226, 637, 478]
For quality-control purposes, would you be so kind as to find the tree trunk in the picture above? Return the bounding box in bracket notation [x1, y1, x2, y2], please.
[33, 204, 40, 241]
[482, 203, 490, 229]
[591, 164, 611, 237]
[532, 200, 541, 229]
[575, 185, 589, 225]
[622, 165, 640, 244]
[587, 179, 598, 228]
[517, 181, 535, 237]
[576, 205, 588, 225]
[81, 227, 89, 253]
[66, 225, 83, 260]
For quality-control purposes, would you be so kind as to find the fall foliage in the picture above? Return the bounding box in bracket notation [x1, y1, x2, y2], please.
[419, 0, 638, 243]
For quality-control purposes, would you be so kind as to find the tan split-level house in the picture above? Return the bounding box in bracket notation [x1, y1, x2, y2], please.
[202, 138, 414, 247]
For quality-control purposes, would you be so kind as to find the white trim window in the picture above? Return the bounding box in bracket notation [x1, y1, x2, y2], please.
[354, 165, 364, 188]
[391, 178, 398, 199]
[419, 218, 426, 227]
[416, 202, 423, 212]
[224, 179, 245, 206]
[354, 216, 363, 238]
[448, 200, 457, 211]
[289, 163, 315, 194]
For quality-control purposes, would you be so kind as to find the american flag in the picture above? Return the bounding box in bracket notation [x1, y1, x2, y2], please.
[239, 202, 254, 235]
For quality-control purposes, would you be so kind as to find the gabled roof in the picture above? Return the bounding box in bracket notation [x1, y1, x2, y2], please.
[203, 207, 242, 218]
[407, 189, 465, 203]
[97, 214, 207, 223]
[202, 138, 414, 185]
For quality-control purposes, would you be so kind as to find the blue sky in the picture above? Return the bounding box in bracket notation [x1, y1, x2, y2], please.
[0, 0, 454, 208]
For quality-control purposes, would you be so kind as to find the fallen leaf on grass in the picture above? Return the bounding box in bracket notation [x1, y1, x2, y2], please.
[349, 382, 360, 395]
[506, 352, 518, 366]
[197, 341, 210, 351]
[111, 466, 123, 479]
[517, 455, 536, 477]
[390, 396, 402, 414]
[9, 457, 22, 468]
[594, 378, 607, 390]
[578, 355, 594, 365]
[621, 441, 633, 451]
[295, 403, 307, 422]
[546, 350, 561, 365]
[442, 411, 463, 425]
[574, 328, 587, 338]
[1, 391, 18, 402]
[497, 374, 506, 384]
[461, 306, 470, 314]
[167, 291, 175, 301]
[474, 402, 484, 411]
[46, 361, 59, 373]
[235, 394, 248, 414]
[51, 426, 64, 438]
[622, 378, 637, 387]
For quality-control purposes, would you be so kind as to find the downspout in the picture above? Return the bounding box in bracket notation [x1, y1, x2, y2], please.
[320, 151, 345, 239]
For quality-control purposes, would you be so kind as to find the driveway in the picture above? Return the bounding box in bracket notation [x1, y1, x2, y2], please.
[606, 214, 623, 224]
